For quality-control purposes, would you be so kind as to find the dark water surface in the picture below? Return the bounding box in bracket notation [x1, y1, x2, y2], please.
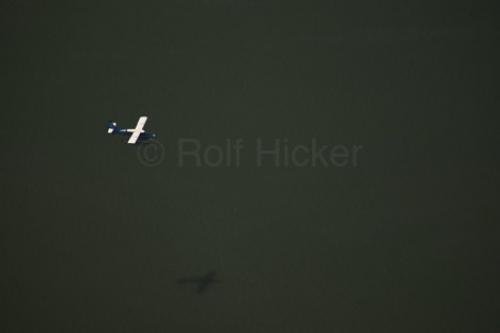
[2, 1, 499, 332]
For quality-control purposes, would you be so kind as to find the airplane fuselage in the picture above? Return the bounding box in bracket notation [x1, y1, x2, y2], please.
[111, 128, 156, 143]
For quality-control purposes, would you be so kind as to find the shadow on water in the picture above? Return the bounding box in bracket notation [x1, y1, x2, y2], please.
[177, 271, 221, 294]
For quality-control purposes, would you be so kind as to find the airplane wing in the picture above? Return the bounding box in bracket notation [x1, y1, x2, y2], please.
[127, 116, 148, 144]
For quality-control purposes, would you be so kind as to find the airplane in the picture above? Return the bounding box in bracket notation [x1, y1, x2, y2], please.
[177, 271, 220, 294]
[106, 116, 157, 144]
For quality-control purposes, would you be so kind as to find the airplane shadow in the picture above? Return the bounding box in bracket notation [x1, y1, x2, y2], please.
[177, 271, 221, 294]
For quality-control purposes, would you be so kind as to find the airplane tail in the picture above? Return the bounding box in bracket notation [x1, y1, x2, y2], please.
[106, 121, 120, 134]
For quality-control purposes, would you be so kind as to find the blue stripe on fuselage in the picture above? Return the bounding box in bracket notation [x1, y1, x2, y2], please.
[111, 130, 157, 142]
